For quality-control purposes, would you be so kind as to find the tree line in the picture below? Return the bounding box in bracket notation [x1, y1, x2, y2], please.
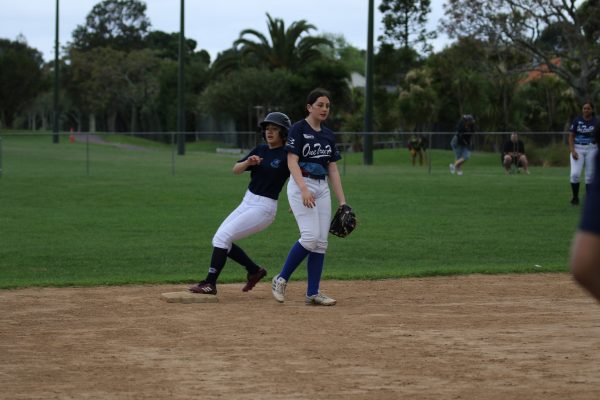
[1, 0, 599, 145]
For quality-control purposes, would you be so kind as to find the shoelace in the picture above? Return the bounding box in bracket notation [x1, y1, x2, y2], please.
[274, 279, 286, 294]
[313, 293, 333, 303]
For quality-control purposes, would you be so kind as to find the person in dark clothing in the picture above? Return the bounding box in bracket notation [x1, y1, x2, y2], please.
[502, 132, 530, 174]
[571, 149, 600, 302]
[449, 114, 475, 176]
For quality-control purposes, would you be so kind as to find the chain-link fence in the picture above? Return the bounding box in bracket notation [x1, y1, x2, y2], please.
[0, 130, 570, 178]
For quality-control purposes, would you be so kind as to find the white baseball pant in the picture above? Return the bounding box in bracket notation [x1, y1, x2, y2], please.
[571, 143, 598, 184]
[212, 190, 277, 250]
[287, 176, 331, 254]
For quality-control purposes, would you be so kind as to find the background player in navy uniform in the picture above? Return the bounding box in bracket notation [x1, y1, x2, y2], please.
[568, 102, 598, 205]
[271, 88, 348, 306]
[450, 114, 475, 176]
[189, 112, 292, 295]
[571, 145, 600, 301]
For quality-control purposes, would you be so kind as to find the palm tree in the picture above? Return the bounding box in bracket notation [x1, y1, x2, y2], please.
[234, 13, 332, 71]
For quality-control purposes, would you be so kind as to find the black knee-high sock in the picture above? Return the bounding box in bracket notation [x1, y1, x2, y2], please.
[227, 243, 260, 274]
[205, 247, 228, 284]
[586, 183, 590, 194]
[571, 182, 580, 199]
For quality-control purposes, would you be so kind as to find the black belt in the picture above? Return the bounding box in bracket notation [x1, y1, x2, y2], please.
[576, 142, 597, 146]
[301, 170, 326, 180]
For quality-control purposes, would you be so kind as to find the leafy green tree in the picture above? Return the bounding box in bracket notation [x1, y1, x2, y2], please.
[425, 37, 493, 131]
[374, 43, 421, 87]
[300, 62, 352, 117]
[442, 0, 600, 103]
[145, 31, 210, 64]
[154, 55, 210, 134]
[209, 48, 243, 77]
[69, 0, 151, 52]
[516, 75, 575, 132]
[68, 47, 126, 132]
[396, 67, 440, 131]
[68, 46, 163, 133]
[318, 34, 366, 74]
[0, 37, 47, 128]
[484, 46, 530, 131]
[234, 13, 333, 71]
[120, 49, 162, 132]
[27, 58, 74, 132]
[198, 68, 305, 131]
[379, 0, 437, 53]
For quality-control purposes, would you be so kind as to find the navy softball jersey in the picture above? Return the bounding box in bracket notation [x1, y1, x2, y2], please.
[570, 115, 598, 144]
[285, 119, 341, 178]
[239, 145, 289, 200]
[580, 152, 600, 234]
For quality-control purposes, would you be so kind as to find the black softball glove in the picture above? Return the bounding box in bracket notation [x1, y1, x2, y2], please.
[329, 204, 357, 238]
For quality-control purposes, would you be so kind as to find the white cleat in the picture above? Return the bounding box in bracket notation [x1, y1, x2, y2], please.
[271, 275, 287, 303]
[305, 292, 337, 306]
[449, 163, 456, 174]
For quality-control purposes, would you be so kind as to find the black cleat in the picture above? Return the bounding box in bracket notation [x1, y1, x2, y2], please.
[242, 267, 267, 292]
[189, 281, 217, 295]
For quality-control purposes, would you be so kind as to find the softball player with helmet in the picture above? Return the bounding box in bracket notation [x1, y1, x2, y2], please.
[568, 102, 598, 205]
[271, 88, 348, 306]
[189, 112, 292, 295]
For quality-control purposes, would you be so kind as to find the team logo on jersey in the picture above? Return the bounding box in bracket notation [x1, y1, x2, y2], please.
[270, 159, 282, 168]
[302, 143, 332, 158]
[303, 134, 315, 139]
[577, 121, 595, 134]
[287, 138, 296, 148]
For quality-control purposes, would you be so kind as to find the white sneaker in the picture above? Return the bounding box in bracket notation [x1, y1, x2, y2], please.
[457, 169, 463, 176]
[271, 275, 287, 303]
[305, 292, 337, 306]
[449, 163, 455, 174]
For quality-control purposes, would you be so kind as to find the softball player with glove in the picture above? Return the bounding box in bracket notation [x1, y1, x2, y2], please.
[189, 112, 292, 295]
[568, 102, 598, 205]
[271, 88, 348, 306]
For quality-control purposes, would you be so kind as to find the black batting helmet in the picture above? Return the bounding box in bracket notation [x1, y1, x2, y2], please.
[259, 112, 292, 141]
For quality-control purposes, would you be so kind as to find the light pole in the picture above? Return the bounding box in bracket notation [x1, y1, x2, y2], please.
[52, 0, 60, 144]
[363, 0, 374, 165]
[177, 0, 186, 155]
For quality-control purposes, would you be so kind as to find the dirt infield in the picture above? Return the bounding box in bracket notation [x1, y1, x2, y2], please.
[2, 273, 600, 400]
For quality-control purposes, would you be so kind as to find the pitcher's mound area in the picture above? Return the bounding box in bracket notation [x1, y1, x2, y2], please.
[1, 273, 600, 400]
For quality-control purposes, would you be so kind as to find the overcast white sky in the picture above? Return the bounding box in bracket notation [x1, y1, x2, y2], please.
[0, 0, 450, 63]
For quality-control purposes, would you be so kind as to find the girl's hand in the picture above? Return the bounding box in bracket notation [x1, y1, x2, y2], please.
[246, 155, 262, 165]
[301, 187, 316, 208]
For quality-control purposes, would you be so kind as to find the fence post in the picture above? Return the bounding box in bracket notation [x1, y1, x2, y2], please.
[428, 132, 432, 174]
[342, 144, 346, 176]
[0, 135, 3, 178]
[171, 132, 175, 176]
[86, 133, 90, 176]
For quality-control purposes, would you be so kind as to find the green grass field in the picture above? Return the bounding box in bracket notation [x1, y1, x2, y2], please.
[0, 133, 581, 289]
